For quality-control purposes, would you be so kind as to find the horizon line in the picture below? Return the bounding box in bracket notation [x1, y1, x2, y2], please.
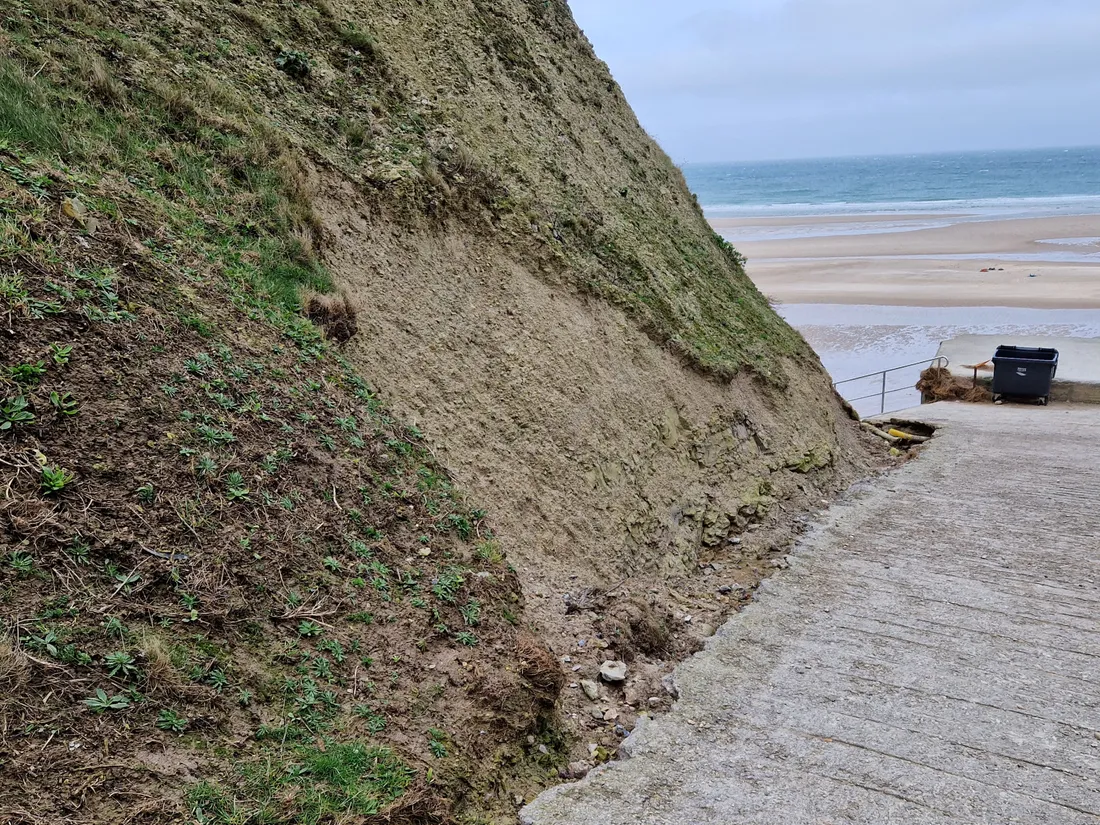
[679, 144, 1100, 167]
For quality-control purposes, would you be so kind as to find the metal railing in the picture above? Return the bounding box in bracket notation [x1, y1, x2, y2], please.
[834, 357, 948, 416]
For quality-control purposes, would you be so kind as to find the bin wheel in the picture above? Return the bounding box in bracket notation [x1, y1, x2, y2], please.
[1039, 396, 1049, 406]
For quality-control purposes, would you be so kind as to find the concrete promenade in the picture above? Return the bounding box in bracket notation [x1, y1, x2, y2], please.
[522, 402, 1100, 825]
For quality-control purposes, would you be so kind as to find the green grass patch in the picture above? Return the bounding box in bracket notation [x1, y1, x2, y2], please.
[0, 60, 64, 153]
[188, 741, 413, 824]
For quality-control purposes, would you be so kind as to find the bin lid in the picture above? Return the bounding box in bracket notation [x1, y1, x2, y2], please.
[993, 345, 1059, 360]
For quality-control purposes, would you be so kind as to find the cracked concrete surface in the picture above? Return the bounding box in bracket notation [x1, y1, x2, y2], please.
[522, 402, 1100, 825]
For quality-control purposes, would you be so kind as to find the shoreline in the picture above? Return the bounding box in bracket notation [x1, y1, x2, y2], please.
[711, 212, 1100, 309]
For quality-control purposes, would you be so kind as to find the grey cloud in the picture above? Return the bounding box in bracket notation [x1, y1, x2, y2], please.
[569, 0, 1100, 159]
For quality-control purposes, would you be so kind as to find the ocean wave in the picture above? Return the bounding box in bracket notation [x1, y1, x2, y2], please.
[703, 194, 1100, 219]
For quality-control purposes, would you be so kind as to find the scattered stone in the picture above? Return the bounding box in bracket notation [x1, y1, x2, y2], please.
[599, 660, 628, 683]
[648, 696, 662, 708]
[717, 584, 733, 595]
[560, 761, 590, 780]
[537, 744, 549, 755]
[589, 706, 605, 720]
[603, 708, 619, 722]
[580, 679, 600, 700]
[62, 197, 87, 223]
[614, 724, 629, 737]
[696, 623, 716, 638]
[661, 674, 679, 699]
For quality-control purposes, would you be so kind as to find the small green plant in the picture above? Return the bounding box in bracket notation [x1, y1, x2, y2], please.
[208, 669, 229, 693]
[40, 465, 75, 495]
[431, 568, 465, 604]
[275, 49, 311, 78]
[428, 728, 448, 758]
[49, 391, 79, 416]
[237, 687, 253, 706]
[476, 540, 504, 564]
[297, 620, 324, 637]
[9, 550, 33, 575]
[460, 599, 481, 627]
[354, 706, 387, 733]
[156, 708, 189, 733]
[309, 656, 333, 680]
[0, 395, 35, 431]
[225, 471, 250, 502]
[454, 631, 479, 647]
[26, 630, 59, 657]
[104, 651, 140, 680]
[83, 689, 130, 713]
[49, 342, 73, 365]
[322, 556, 342, 572]
[195, 454, 218, 480]
[9, 361, 46, 386]
[317, 639, 346, 663]
[196, 423, 235, 446]
[104, 616, 129, 639]
[136, 483, 155, 503]
[66, 535, 91, 564]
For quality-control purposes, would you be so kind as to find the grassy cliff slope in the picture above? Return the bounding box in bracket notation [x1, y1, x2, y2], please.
[0, 0, 872, 822]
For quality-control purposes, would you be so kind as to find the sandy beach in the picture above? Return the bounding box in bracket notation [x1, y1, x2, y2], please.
[714, 214, 1100, 308]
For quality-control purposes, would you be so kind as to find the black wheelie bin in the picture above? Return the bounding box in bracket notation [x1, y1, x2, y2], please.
[991, 345, 1058, 405]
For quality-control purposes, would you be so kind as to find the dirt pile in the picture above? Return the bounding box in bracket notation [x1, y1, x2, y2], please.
[917, 366, 993, 403]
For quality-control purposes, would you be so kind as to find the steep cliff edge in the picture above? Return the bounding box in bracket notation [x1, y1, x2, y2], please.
[0, 0, 873, 821]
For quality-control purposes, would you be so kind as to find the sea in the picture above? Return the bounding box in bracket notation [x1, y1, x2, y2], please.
[683, 146, 1100, 221]
[682, 146, 1100, 414]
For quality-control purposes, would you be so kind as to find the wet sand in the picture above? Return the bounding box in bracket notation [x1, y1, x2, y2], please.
[713, 214, 1100, 308]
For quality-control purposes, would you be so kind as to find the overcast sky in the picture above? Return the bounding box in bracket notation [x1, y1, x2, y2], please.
[568, 0, 1100, 162]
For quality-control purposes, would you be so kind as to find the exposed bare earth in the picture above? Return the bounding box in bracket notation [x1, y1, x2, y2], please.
[716, 214, 1100, 308]
[323, 204, 879, 759]
[522, 401, 1100, 824]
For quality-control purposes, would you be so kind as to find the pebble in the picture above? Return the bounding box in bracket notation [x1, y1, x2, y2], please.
[603, 708, 620, 722]
[562, 761, 590, 779]
[580, 679, 601, 700]
[599, 660, 628, 683]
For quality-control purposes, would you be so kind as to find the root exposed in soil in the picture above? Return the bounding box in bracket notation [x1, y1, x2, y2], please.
[916, 366, 993, 404]
[304, 289, 360, 343]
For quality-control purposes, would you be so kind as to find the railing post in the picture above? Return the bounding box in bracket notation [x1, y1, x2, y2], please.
[881, 370, 887, 415]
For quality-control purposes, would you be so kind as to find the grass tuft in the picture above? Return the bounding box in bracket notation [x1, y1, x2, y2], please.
[0, 60, 64, 153]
